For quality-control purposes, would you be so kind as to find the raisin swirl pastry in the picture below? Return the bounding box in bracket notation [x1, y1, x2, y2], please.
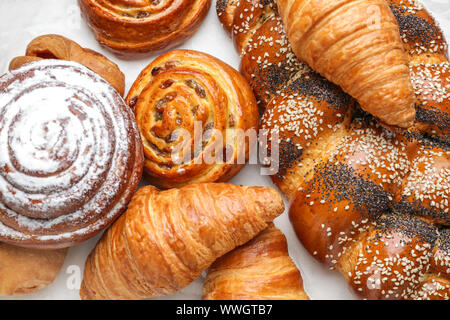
[0, 60, 144, 249]
[126, 50, 259, 189]
[78, 0, 211, 58]
[9, 34, 125, 96]
[218, 0, 450, 299]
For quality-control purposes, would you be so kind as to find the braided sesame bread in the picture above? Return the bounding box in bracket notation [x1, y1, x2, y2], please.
[125, 50, 258, 189]
[78, 0, 211, 59]
[217, 0, 449, 299]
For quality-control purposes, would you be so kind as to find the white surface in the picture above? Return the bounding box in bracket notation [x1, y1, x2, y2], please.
[0, 0, 449, 300]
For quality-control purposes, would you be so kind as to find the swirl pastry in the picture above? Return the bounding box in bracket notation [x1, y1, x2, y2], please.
[0, 60, 144, 249]
[126, 50, 259, 188]
[78, 0, 211, 58]
[219, 0, 450, 300]
[9, 34, 125, 96]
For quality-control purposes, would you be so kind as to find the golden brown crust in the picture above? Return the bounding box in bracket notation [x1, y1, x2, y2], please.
[78, 0, 211, 59]
[203, 224, 309, 300]
[388, 0, 448, 64]
[219, 0, 450, 300]
[287, 118, 449, 299]
[9, 34, 125, 96]
[125, 50, 259, 189]
[216, 0, 239, 34]
[409, 63, 450, 140]
[412, 276, 450, 300]
[387, 0, 449, 141]
[276, 0, 416, 129]
[240, 15, 311, 109]
[0, 243, 67, 296]
[80, 183, 284, 300]
[261, 73, 356, 200]
[0, 60, 144, 249]
[336, 218, 439, 300]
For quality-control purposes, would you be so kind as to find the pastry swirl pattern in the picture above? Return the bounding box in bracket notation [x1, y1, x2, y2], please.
[0, 60, 143, 249]
[126, 50, 259, 188]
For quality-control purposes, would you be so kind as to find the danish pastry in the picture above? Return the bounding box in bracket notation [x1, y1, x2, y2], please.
[126, 50, 259, 188]
[0, 243, 67, 296]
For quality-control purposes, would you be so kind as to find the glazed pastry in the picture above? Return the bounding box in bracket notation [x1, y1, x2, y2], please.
[203, 224, 309, 300]
[276, 0, 416, 129]
[80, 183, 284, 300]
[383, 0, 449, 141]
[126, 50, 259, 189]
[9, 34, 125, 96]
[0, 243, 67, 296]
[0, 59, 143, 249]
[78, 0, 211, 58]
[218, 0, 449, 300]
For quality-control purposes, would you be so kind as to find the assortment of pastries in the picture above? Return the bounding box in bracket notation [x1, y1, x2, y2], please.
[0, 0, 448, 300]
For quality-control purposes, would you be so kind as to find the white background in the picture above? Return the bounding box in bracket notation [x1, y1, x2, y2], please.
[0, 0, 448, 300]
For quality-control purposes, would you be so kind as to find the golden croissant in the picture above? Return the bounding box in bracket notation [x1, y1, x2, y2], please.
[80, 183, 284, 300]
[277, 0, 416, 129]
[203, 224, 309, 300]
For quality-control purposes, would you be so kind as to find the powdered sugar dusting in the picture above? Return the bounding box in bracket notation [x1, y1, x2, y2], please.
[0, 60, 140, 245]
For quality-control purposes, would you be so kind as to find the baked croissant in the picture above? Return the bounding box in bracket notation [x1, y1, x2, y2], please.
[80, 183, 284, 300]
[218, 0, 449, 300]
[9, 34, 125, 96]
[276, 0, 416, 129]
[203, 224, 309, 300]
[0, 60, 143, 249]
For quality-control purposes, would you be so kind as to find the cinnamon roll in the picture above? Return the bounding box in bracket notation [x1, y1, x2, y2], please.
[0, 60, 144, 249]
[219, 0, 450, 299]
[0, 243, 67, 295]
[126, 50, 259, 188]
[78, 0, 211, 59]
